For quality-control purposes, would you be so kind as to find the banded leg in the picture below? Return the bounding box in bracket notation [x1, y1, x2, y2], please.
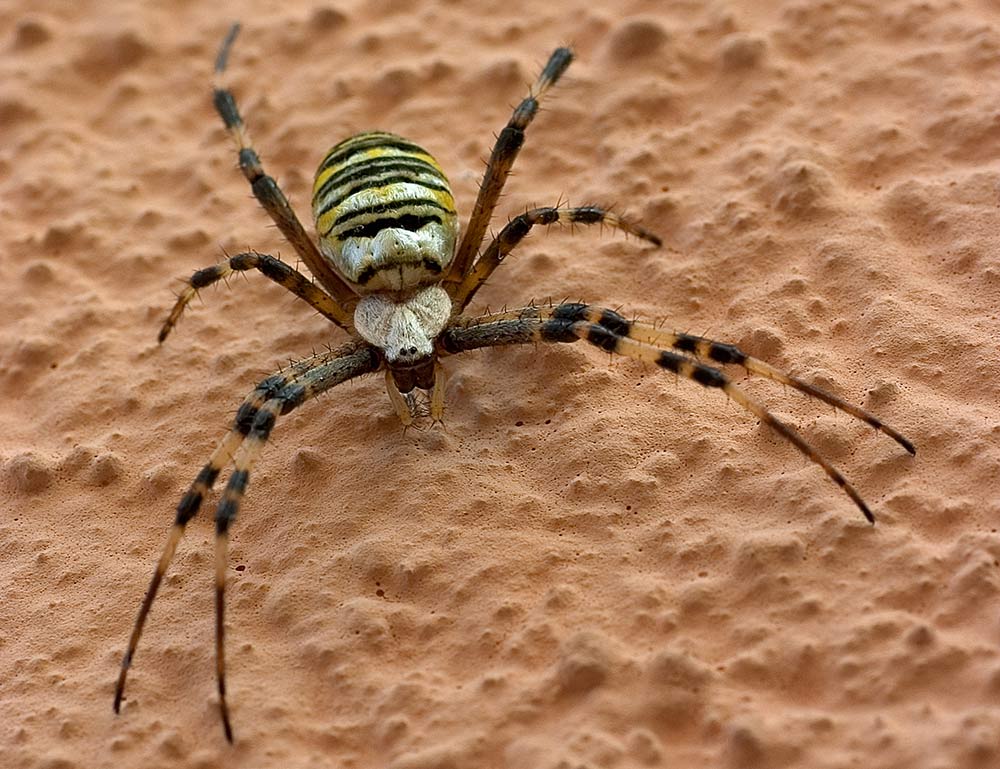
[159, 250, 352, 343]
[451, 206, 662, 312]
[213, 24, 357, 323]
[114, 340, 380, 741]
[211, 342, 382, 741]
[112, 403, 254, 717]
[440, 306, 915, 522]
[454, 304, 914, 454]
[443, 47, 575, 288]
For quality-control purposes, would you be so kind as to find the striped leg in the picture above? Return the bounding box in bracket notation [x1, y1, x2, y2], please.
[557, 304, 914, 453]
[159, 250, 352, 343]
[443, 47, 575, 288]
[451, 206, 662, 312]
[210, 341, 381, 741]
[212, 24, 357, 322]
[440, 305, 915, 522]
[453, 304, 914, 454]
[114, 340, 380, 741]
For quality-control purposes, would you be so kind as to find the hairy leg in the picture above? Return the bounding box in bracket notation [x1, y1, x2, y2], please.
[440, 304, 914, 522]
[443, 47, 575, 288]
[452, 303, 913, 453]
[451, 206, 661, 312]
[114, 340, 380, 741]
[212, 24, 357, 320]
[160, 250, 352, 342]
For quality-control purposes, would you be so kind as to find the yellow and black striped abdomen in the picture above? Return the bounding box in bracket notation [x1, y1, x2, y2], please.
[312, 131, 458, 292]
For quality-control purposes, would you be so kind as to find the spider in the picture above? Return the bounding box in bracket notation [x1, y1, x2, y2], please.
[114, 23, 915, 742]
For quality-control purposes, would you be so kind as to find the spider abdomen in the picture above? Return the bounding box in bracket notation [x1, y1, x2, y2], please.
[312, 131, 458, 292]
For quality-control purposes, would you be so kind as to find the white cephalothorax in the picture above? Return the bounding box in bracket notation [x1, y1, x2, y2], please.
[352, 285, 452, 363]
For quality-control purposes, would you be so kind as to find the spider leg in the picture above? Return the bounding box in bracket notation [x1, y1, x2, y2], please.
[443, 47, 575, 289]
[212, 24, 358, 319]
[211, 342, 382, 741]
[114, 340, 380, 742]
[159, 250, 352, 342]
[455, 303, 915, 454]
[440, 305, 915, 522]
[452, 205, 661, 312]
[590, 305, 914, 453]
[113, 384, 270, 718]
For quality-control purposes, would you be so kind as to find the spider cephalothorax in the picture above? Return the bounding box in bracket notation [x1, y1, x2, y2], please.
[116, 23, 914, 742]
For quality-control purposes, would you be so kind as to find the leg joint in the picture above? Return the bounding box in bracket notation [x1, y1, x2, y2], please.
[228, 252, 262, 271]
[585, 323, 619, 352]
[692, 364, 728, 388]
[213, 89, 242, 129]
[241, 148, 265, 182]
[250, 408, 277, 439]
[539, 318, 579, 344]
[278, 383, 307, 413]
[708, 342, 747, 366]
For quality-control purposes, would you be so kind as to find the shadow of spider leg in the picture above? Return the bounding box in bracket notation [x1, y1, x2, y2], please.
[440, 303, 915, 522]
[114, 340, 379, 742]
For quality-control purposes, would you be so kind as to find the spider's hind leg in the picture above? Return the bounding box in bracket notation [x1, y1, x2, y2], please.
[211, 23, 357, 321]
[159, 250, 352, 343]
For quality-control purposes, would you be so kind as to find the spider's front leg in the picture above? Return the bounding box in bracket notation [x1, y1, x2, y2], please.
[442, 303, 914, 522]
[114, 340, 380, 742]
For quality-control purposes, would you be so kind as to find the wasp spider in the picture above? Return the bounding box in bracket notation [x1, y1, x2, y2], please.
[114, 24, 915, 742]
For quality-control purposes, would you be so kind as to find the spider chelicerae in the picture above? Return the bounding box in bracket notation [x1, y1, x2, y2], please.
[114, 23, 915, 742]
